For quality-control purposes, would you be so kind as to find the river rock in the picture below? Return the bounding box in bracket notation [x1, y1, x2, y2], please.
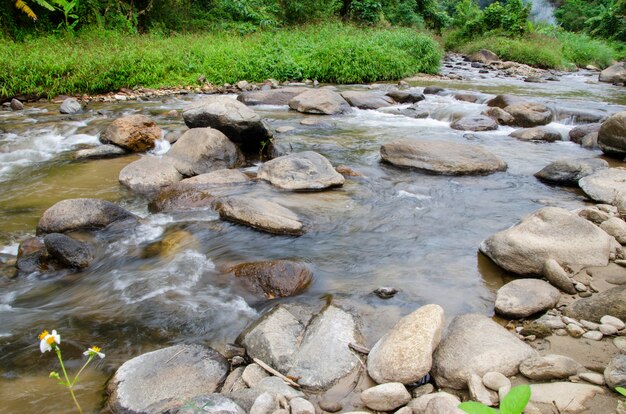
[431, 313, 536, 389]
[601, 315, 626, 330]
[455, 93, 481, 103]
[598, 111, 626, 157]
[579, 168, 626, 204]
[75, 144, 127, 160]
[504, 102, 553, 127]
[529, 382, 604, 412]
[178, 394, 246, 414]
[230, 260, 313, 298]
[37, 198, 138, 234]
[241, 364, 269, 388]
[378, 104, 429, 119]
[100, 114, 161, 152]
[250, 392, 278, 414]
[468, 373, 498, 406]
[482, 107, 514, 125]
[519, 354, 583, 380]
[43, 233, 94, 269]
[59, 97, 82, 114]
[290, 397, 315, 414]
[166, 128, 243, 176]
[425, 396, 465, 414]
[386, 90, 425, 103]
[486, 94, 527, 109]
[600, 324, 619, 335]
[107, 344, 229, 414]
[534, 158, 608, 186]
[565, 285, 626, 322]
[340, 91, 395, 109]
[288, 89, 351, 115]
[182, 96, 273, 152]
[119, 156, 182, 194]
[380, 139, 507, 175]
[238, 87, 308, 106]
[361, 383, 411, 411]
[10, 98, 24, 111]
[543, 259, 577, 294]
[570, 123, 601, 144]
[605, 354, 626, 390]
[255, 376, 304, 400]
[510, 126, 562, 142]
[580, 372, 605, 385]
[469, 49, 499, 64]
[216, 196, 303, 236]
[222, 367, 246, 394]
[495, 279, 561, 318]
[567, 323, 585, 337]
[600, 217, 626, 244]
[450, 115, 498, 131]
[423, 86, 444, 94]
[408, 392, 461, 414]
[482, 372, 510, 392]
[481, 207, 613, 275]
[367, 304, 444, 384]
[257, 151, 344, 191]
[599, 62, 626, 84]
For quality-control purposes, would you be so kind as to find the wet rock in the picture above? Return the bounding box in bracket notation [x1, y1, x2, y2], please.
[230, 260, 313, 298]
[601, 315, 626, 330]
[257, 151, 344, 191]
[100, 114, 161, 152]
[119, 156, 183, 194]
[378, 104, 429, 119]
[495, 279, 561, 318]
[361, 383, 411, 411]
[600, 217, 626, 244]
[529, 382, 604, 412]
[290, 397, 315, 414]
[503, 102, 553, 127]
[386, 90, 425, 104]
[486, 94, 527, 109]
[167, 128, 243, 176]
[107, 344, 229, 414]
[373, 286, 398, 298]
[37, 198, 138, 234]
[519, 354, 583, 380]
[250, 392, 278, 414]
[16, 237, 48, 273]
[581, 132, 599, 149]
[75, 144, 127, 160]
[380, 139, 507, 176]
[10, 98, 23, 111]
[43, 233, 94, 269]
[569, 123, 601, 144]
[450, 115, 498, 131]
[554, 107, 608, 124]
[423, 86, 444, 95]
[482, 107, 514, 125]
[482, 372, 510, 391]
[431, 313, 536, 389]
[454, 93, 480, 103]
[216, 196, 304, 236]
[367, 304, 444, 384]
[183, 96, 273, 152]
[598, 111, 626, 157]
[238, 87, 307, 106]
[469, 49, 499, 64]
[178, 394, 246, 414]
[480, 207, 613, 275]
[59, 97, 82, 114]
[509, 126, 562, 142]
[599, 62, 626, 84]
[534, 158, 608, 186]
[340, 91, 395, 109]
[565, 285, 626, 322]
[579, 168, 626, 204]
[543, 259, 577, 294]
[288, 89, 351, 115]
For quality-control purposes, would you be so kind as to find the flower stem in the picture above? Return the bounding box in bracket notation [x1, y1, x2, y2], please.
[71, 356, 93, 387]
[56, 347, 83, 414]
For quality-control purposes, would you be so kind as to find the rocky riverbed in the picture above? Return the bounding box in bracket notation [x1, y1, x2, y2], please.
[1, 53, 626, 413]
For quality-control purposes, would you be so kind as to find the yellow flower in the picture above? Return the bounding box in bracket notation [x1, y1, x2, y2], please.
[83, 345, 105, 359]
[39, 329, 60, 353]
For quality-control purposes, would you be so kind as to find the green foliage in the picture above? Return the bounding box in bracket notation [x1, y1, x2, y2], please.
[617, 386, 626, 400]
[350, 0, 383, 24]
[0, 23, 442, 97]
[449, 0, 531, 40]
[459, 384, 531, 414]
[555, 0, 626, 42]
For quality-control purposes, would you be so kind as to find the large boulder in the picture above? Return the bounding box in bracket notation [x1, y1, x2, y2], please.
[534, 158, 608, 186]
[43, 233, 94, 269]
[340, 91, 395, 109]
[182, 96, 273, 152]
[495, 279, 561, 318]
[166, 128, 243, 177]
[564, 285, 626, 322]
[119, 156, 183, 194]
[450, 115, 498, 132]
[469, 49, 499, 64]
[100, 114, 162, 152]
[579, 168, 626, 204]
[599, 62, 626, 84]
[288, 89, 351, 115]
[598, 111, 626, 157]
[479, 207, 613, 275]
[257, 151, 344, 191]
[509, 127, 562, 142]
[216, 196, 304, 236]
[237, 87, 308, 106]
[230, 260, 313, 298]
[37, 198, 137, 235]
[432, 314, 536, 389]
[106, 344, 229, 414]
[503, 102, 553, 127]
[380, 139, 507, 176]
[367, 304, 444, 384]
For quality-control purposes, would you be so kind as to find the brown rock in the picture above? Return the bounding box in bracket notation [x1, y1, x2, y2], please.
[100, 114, 161, 152]
[230, 260, 313, 298]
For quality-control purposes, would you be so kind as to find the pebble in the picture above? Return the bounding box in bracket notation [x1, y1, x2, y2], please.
[581, 320, 600, 330]
[575, 282, 588, 292]
[411, 383, 434, 398]
[579, 372, 605, 385]
[361, 383, 411, 411]
[562, 316, 581, 326]
[566, 323, 585, 338]
[318, 398, 342, 413]
[601, 315, 626, 330]
[373, 287, 399, 299]
[290, 397, 315, 414]
[579, 291, 593, 298]
[555, 328, 568, 336]
[582, 331, 603, 341]
[600, 324, 619, 336]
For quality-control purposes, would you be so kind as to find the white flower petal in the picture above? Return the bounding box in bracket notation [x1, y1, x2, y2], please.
[40, 340, 51, 353]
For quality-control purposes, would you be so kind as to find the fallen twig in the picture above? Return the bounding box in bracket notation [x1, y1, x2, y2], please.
[349, 343, 370, 354]
[253, 357, 301, 388]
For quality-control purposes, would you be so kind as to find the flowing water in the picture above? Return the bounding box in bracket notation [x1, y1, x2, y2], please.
[0, 59, 625, 413]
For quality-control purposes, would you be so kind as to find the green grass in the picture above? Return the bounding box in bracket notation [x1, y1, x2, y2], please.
[0, 23, 443, 98]
[557, 31, 616, 68]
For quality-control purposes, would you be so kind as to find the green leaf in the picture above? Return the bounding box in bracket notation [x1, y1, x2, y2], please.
[500, 384, 531, 414]
[458, 401, 500, 414]
[617, 387, 626, 397]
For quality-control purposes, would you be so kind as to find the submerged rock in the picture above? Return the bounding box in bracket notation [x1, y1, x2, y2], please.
[480, 207, 613, 275]
[386, 90, 425, 104]
[534, 158, 608, 186]
[43, 233, 94, 269]
[579, 168, 626, 204]
[495, 279, 561, 318]
[75, 145, 127, 160]
[380, 139, 507, 176]
[340, 91, 395, 109]
[100, 114, 161, 152]
[216, 196, 304, 236]
[119, 156, 182, 194]
[486, 94, 527, 109]
[288, 89, 351, 115]
[564, 285, 626, 322]
[598, 111, 626, 157]
[509, 126, 562, 142]
[503, 102, 553, 127]
[230, 260, 313, 298]
[257, 151, 344, 191]
[238, 87, 307, 106]
[450, 115, 498, 131]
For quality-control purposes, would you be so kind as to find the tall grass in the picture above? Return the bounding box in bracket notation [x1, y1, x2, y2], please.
[0, 23, 442, 98]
